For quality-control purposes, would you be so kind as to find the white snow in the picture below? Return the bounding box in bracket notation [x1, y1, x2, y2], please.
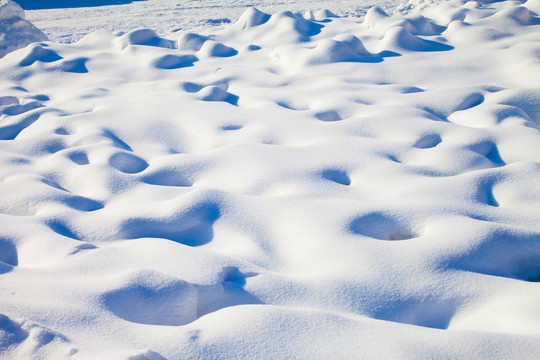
[1, 0, 540, 359]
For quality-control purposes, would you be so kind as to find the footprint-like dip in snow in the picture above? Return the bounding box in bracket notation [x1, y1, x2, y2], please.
[18, 45, 62, 66]
[221, 124, 243, 131]
[413, 133, 442, 149]
[186, 84, 239, 106]
[103, 270, 198, 326]
[66, 150, 89, 165]
[119, 201, 220, 246]
[321, 169, 351, 185]
[45, 218, 80, 240]
[0, 238, 17, 268]
[468, 140, 505, 166]
[349, 212, 419, 240]
[315, 110, 342, 122]
[141, 169, 192, 187]
[109, 152, 149, 174]
[151, 54, 197, 69]
[59, 57, 89, 73]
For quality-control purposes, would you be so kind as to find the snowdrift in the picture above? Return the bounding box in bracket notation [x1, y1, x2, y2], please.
[0, 0, 539, 358]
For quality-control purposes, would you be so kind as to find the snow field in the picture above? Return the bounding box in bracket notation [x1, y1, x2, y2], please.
[0, 0, 540, 358]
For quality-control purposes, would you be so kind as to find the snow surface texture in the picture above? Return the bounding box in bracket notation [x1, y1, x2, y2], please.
[1, 0, 540, 358]
[0, 0, 48, 58]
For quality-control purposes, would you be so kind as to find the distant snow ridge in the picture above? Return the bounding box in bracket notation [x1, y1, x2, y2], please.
[0, 0, 47, 58]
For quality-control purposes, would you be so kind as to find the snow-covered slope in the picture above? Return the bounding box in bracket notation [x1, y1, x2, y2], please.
[1, 0, 540, 359]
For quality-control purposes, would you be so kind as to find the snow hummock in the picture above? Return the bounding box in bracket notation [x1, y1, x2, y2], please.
[22, 0, 443, 44]
[1, 0, 540, 359]
[0, 0, 47, 58]
[0, 0, 24, 20]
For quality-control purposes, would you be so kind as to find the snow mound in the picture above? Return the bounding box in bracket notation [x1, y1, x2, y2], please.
[272, 35, 379, 71]
[364, 6, 391, 28]
[0, 0, 48, 58]
[303, 9, 339, 22]
[379, 25, 453, 52]
[115, 29, 174, 50]
[0, 0, 23, 20]
[176, 32, 209, 51]
[198, 40, 237, 58]
[225, 8, 323, 45]
[176, 32, 237, 57]
[231, 7, 271, 29]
